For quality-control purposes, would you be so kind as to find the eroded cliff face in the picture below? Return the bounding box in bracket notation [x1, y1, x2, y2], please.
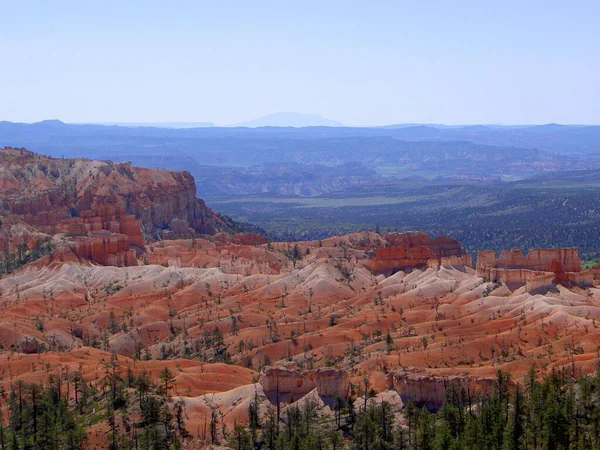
[428, 254, 473, 270]
[476, 247, 593, 291]
[388, 371, 498, 410]
[0, 147, 242, 267]
[259, 367, 350, 401]
[364, 232, 469, 275]
[477, 248, 582, 273]
[0, 147, 231, 237]
[260, 367, 500, 411]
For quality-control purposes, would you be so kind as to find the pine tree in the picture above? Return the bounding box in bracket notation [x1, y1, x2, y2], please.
[158, 367, 176, 399]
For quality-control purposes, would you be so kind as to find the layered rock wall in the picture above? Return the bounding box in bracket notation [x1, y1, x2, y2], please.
[554, 270, 595, 288]
[0, 147, 232, 241]
[477, 247, 592, 291]
[365, 232, 469, 275]
[385, 232, 465, 258]
[428, 254, 473, 270]
[71, 234, 138, 267]
[259, 367, 350, 401]
[477, 248, 582, 273]
[0, 147, 244, 267]
[485, 268, 553, 290]
[388, 371, 498, 409]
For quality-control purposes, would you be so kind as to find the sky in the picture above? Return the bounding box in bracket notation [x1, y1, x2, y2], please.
[1, 1, 599, 126]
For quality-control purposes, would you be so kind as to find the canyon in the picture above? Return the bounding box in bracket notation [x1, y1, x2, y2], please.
[1, 147, 600, 446]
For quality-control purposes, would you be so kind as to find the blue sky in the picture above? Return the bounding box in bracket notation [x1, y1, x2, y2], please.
[1, 1, 598, 126]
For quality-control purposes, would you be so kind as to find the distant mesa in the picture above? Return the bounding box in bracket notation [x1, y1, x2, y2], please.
[526, 123, 572, 132]
[34, 119, 66, 127]
[232, 112, 344, 128]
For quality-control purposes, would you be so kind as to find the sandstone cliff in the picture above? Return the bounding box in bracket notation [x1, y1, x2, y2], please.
[0, 147, 235, 237]
[0, 147, 250, 267]
[364, 231, 468, 274]
[477, 248, 582, 273]
[388, 370, 498, 409]
[476, 247, 593, 291]
[259, 367, 350, 402]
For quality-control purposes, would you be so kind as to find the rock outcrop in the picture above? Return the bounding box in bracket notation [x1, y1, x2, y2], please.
[0, 147, 248, 267]
[19, 336, 40, 354]
[428, 254, 473, 270]
[364, 232, 469, 275]
[477, 248, 582, 273]
[388, 370, 499, 410]
[0, 147, 234, 238]
[70, 234, 138, 267]
[477, 248, 593, 291]
[259, 367, 350, 402]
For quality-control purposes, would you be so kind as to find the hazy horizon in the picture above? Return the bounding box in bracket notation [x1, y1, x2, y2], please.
[5, 116, 600, 128]
[2, 1, 599, 126]
[4, 115, 599, 128]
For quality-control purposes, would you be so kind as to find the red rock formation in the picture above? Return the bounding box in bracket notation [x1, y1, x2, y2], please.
[0, 147, 236, 240]
[315, 368, 351, 398]
[259, 367, 350, 401]
[593, 264, 600, 281]
[0, 226, 597, 444]
[365, 232, 469, 274]
[385, 232, 466, 258]
[388, 370, 499, 409]
[70, 235, 138, 267]
[477, 248, 582, 273]
[0, 147, 247, 267]
[477, 247, 592, 291]
[484, 268, 553, 290]
[428, 254, 473, 270]
[212, 232, 270, 246]
[554, 270, 595, 288]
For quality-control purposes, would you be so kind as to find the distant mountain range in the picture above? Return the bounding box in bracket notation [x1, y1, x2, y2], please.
[38, 112, 343, 128]
[2, 119, 600, 155]
[2, 118, 600, 258]
[87, 122, 216, 128]
[231, 112, 344, 127]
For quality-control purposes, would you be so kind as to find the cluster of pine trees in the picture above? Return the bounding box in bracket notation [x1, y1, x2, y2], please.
[227, 365, 600, 450]
[0, 239, 55, 275]
[4, 362, 600, 449]
[0, 358, 188, 450]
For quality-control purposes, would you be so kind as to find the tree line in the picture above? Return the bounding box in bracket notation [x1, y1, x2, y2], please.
[227, 365, 600, 450]
[4, 362, 600, 449]
[0, 239, 55, 276]
[0, 356, 188, 450]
